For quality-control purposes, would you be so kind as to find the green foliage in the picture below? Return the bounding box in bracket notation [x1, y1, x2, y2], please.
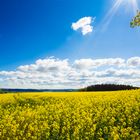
[80, 84, 139, 91]
[0, 90, 140, 139]
[0, 89, 7, 94]
[0, 89, 4, 93]
[131, 10, 140, 27]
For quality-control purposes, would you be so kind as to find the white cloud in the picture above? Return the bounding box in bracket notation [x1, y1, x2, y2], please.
[0, 57, 140, 89]
[81, 25, 93, 35]
[127, 57, 140, 67]
[18, 58, 70, 72]
[74, 58, 125, 69]
[71, 17, 95, 35]
[94, 68, 140, 78]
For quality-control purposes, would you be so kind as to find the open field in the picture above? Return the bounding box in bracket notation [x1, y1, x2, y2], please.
[0, 90, 140, 140]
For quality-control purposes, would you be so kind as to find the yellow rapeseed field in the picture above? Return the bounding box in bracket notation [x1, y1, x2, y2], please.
[0, 90, 140, 140]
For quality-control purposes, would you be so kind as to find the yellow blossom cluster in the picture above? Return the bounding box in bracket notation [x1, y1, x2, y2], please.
[0, 90, 140, 139]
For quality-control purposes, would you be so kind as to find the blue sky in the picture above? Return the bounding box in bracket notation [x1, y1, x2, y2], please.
[0, 0, 140, 89]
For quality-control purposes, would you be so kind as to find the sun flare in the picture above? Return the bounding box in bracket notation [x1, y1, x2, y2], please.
[123, 0, 139, 13]
[111, 0, 139, 16]
[103, 0, 139, 30]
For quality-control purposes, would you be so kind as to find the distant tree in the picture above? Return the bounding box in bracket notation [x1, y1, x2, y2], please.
[0, 89, 7, 93]
[0, 89, 3, 93]
[80, 84, 139, 91]
[131, 10, 140, 27]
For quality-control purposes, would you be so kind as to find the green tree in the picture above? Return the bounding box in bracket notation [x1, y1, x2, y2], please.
[130, 10, 140, 27]
[0, 89, 6, 93]
[0, 89, 3, 93]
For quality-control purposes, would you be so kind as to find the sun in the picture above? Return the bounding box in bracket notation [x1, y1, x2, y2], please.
[102, 0, 139, 30]
[123, 0, 139, 13]
[110, 0, 139, 15]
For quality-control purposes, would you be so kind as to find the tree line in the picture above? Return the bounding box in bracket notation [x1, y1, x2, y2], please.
[80, 84, 139, 91]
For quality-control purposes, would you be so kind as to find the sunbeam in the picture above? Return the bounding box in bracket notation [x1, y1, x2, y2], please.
[103, 0, 139, 30]
[131, 0, 139, 14]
